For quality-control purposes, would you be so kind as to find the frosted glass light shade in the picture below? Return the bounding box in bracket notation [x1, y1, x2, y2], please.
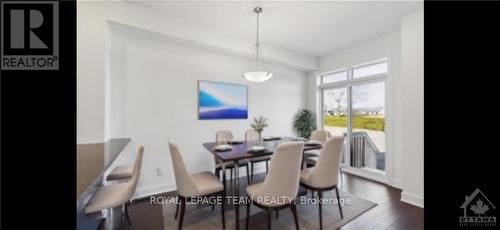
[241, 71, 273, 82]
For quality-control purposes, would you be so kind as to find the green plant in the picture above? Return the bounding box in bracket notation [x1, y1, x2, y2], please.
[293, 109, 317, 138]
[251, 116, 268, 135]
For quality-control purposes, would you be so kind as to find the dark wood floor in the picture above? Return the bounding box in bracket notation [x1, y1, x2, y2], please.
[125, 172, 423, 230]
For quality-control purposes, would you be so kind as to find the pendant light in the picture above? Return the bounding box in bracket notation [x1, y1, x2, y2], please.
[242, 6, 273, 83]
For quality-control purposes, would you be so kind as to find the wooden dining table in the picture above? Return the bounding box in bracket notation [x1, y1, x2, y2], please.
[203, 137, 322, 230]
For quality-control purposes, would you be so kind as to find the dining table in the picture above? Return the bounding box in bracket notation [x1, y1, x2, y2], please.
[202, 136, 322, 230]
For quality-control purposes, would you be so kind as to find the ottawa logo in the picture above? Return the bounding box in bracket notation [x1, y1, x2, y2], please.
[459, 188, 496, 227]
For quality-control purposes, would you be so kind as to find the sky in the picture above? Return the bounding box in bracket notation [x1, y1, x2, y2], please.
[324, 81, 385, 114]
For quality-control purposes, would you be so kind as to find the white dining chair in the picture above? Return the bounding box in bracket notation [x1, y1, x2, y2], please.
[169, 140, 225, 230]
[245, 129, 271, 183]
[300, 136, 345, 230]
[245, 141, 304, 230]
[85, 145, 144, 227]
[214, 130, 250, 185]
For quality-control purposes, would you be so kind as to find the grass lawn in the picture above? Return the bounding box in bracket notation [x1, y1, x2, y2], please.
[324, 116, 385, 131]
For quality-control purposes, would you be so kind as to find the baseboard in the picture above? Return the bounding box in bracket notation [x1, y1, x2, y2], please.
[401, 191, 424, 208]
[133, 182, 176, 200]
[132, 163, 268, 200]
[342, 167, 388, 184]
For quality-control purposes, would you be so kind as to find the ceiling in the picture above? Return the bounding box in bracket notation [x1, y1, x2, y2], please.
[129, 1, 422, 57]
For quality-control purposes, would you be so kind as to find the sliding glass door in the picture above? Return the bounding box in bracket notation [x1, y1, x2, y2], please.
[320, 60, 387, 177]
[322, 87, 348, 165]
[351, 81, 385, 172]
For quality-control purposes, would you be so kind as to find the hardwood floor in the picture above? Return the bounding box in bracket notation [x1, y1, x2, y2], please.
[124, 172, 423, 230]
[338, 174, 423, 230]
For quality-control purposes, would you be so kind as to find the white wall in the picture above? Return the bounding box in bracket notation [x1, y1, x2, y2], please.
[109, 29, 305, 197]
[400, 9, 424, 207]
[78, 1, 307, 198]
[77, 1, 316, 144]
[305, 10, 423, 207]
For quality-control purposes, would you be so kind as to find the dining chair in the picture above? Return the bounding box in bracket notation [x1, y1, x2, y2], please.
[245, 142, 304, 230]
[304, 130, 330, 157]
[85, 145, 144, 227]
[169, 140, 225, 230]
[304, 156, 344, 187]
[245, 129, 271, 183]
[300, 136, 345, 230]
[106, 165, 133, 181]
[214, 130, 250, 185]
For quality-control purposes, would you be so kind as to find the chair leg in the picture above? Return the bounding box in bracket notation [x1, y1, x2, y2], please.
[125, 201, 132, 225]
[334, 186, 344, 219]
[221, 192, 226, 229]
[222, 166, 227, 195]
[250, 162, 254, 183]
[215, 168, 220, 180]
[318, 191, 323, 230]
[265, 160, 269, 173]
[230, 168, 233, 184]
[246, 165, 250, 185]
[291, 203, 300, 230]
[267, 208, 272, 230]
[246, 197, 251, 230]
[175, 197, 179, 219]
[121, 204, 126, 230]
[178, 197, 186, 230]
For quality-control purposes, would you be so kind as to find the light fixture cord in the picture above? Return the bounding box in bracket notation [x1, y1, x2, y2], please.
[255, 11, 260, 65]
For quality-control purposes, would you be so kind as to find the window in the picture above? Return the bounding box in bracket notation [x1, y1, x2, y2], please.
[319, 59, 388, 176]
[321, 70, 347, 84]
[353, 61, 387, 79]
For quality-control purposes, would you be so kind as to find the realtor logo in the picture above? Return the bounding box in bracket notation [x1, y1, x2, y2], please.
[1, 1, 58, 70]
[459, 188, 496, 227]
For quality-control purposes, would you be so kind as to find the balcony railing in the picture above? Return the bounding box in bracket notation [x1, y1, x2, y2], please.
[348, 131, 385, 171]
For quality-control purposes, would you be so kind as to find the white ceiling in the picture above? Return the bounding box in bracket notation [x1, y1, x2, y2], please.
[129, 1, 422, 57]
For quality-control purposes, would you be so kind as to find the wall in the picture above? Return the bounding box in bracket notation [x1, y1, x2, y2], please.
[78, 1, 307, 198]
[108, 28, 305, 197]
[77, 1, 316, 144]
[400, 9, 424, 207]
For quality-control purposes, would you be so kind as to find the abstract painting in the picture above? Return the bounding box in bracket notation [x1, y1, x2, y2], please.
[198, 80, 248, 120]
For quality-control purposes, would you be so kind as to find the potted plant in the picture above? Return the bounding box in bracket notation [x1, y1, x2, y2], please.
[250, 116, 268, 142]
[293, 109, 317, 138]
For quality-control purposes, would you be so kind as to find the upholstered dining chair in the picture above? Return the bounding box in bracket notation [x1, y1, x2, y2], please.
[106, 165, 133, 181]
[85, 145, 144, 227]
[245, 142, 304, 230]
[245, 129, 271, 183]
[214, 130, 250, 185]
[169, 140, 225, 230]
[300, 136, 345, 230]
[303, 130, 331, 158]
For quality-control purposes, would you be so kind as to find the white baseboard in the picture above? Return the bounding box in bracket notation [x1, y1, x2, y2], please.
[133, 183, 176, 200]
[401, 191, 424, 208]
[341, 167, 388, 184]
[132, 163, 268, 200]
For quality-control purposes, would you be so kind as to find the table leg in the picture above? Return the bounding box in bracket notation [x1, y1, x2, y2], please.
[234, 160, 240, 230]
[222, 163, 226, 196]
